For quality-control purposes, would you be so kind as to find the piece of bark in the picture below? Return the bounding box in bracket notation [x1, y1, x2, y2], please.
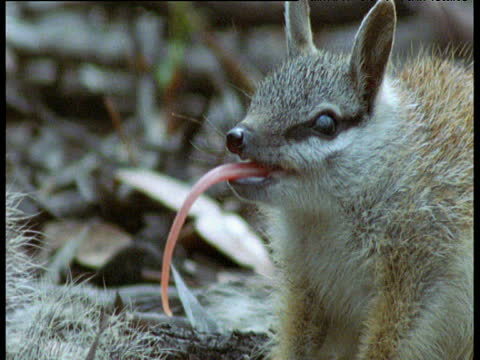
[145, 323, 270, 360]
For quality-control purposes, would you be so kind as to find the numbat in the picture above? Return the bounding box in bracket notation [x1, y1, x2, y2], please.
[162, 0, 472, 359]
[225, 0, 473, 359]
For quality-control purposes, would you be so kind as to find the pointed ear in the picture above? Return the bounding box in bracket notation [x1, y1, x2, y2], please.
[349, 0, 396, 112]
[285, 0, 316, 57]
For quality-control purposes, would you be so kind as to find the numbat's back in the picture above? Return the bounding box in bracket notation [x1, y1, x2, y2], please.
[225, 0, 473, 359]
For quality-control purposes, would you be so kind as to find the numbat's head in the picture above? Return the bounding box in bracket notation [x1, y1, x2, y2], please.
[227, 0, 400, 213]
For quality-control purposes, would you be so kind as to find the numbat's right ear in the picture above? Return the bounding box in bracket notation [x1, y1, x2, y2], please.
[285, 0, 316, 58]
[350, 0, 396, 113]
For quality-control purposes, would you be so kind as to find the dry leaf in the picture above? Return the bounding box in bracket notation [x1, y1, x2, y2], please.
[171, 265, 221, 333]
[42, 220, 132, 268]
[195, 213, 273, 276]
[116, 168, 273, 275]
[116, 168, 221, 217]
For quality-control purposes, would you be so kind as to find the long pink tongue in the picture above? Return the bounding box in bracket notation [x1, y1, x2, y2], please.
[161, 162, 269, 316]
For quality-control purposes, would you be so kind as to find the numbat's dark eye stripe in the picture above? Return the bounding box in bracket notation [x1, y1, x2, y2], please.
[284, 112, 339, 141]
[283, 109, 366, 142]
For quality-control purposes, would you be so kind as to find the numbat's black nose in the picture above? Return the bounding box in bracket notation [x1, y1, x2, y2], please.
[226, 127, 246, 155]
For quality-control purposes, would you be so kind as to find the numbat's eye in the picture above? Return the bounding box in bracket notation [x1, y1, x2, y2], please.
[312, 113, 337, 137]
